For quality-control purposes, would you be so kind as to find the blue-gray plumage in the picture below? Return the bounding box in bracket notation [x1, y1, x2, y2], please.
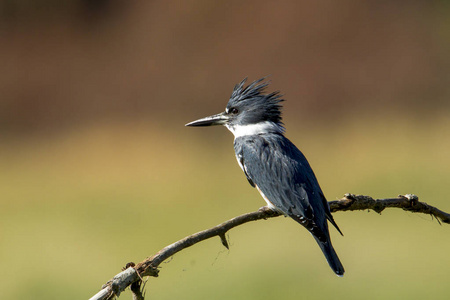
[186, 77, 345, 276]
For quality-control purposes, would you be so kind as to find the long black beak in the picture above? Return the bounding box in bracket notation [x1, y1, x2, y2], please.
[185, 112, 229, 127]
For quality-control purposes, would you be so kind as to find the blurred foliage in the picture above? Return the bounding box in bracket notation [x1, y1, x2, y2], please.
[0, 1, 449, 134]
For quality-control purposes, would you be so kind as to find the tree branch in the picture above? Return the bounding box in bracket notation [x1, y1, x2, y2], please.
[88, 194, 450, 300]
[329, 194, 450, 224]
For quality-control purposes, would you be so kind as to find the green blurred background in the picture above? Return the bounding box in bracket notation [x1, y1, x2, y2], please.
[1, 1, 450, 299]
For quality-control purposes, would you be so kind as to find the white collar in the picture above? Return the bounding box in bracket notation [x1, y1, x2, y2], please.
[225, 121, 284, 138]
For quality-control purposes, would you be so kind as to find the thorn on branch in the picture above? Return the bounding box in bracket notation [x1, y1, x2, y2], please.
[371, 197, 385, 214]
[219, 233, 229, 249]
[130, 279, 146, 300]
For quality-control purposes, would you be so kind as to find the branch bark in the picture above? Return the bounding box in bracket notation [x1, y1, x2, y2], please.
[88, 194, 450, 300]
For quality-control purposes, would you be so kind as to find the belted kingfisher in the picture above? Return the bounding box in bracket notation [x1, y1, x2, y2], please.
[185, 77, 345, 276]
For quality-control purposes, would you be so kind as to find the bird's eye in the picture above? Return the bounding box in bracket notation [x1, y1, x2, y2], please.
[229, 108, 239, 115]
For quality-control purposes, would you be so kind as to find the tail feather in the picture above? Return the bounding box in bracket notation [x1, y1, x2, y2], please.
[314, 236, 345, 277]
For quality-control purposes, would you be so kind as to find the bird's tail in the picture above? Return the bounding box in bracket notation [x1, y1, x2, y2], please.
[313, 236, 345, 277]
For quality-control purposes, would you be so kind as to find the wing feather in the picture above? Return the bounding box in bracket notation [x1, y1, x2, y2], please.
[236, 134, 341, 240]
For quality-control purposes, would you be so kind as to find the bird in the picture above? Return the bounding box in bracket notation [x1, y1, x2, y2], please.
[185, 77, 345, 276]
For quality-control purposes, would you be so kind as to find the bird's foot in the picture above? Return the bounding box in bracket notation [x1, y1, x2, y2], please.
[258, 206, 270, 212]
[258, 206, 281, 218]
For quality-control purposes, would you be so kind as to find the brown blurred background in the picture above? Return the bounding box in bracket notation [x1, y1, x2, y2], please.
[1, 1, 449, 134]
[1, 1, 449, 299]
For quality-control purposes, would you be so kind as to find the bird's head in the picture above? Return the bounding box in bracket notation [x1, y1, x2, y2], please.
[185, 77, 285, 137]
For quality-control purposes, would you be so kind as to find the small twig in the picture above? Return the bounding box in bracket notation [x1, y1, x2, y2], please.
[89, 194, 449, 300]
[329, 194, 450, 224]
[130, 279, 146, 300]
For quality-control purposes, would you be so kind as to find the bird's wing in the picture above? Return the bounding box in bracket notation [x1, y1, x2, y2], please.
[319, 190, 343, 236]
[239, 135, 338, 240]
[236, 152, 255, 187]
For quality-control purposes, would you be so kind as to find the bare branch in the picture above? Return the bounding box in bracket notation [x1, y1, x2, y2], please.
[329, 194, 450, 224]
[89, 194, 449, 300]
